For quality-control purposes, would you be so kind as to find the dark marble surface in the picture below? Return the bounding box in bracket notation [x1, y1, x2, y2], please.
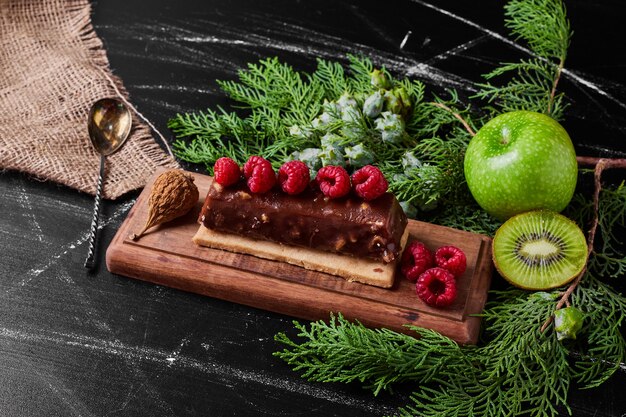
[1, 1, 625, 416]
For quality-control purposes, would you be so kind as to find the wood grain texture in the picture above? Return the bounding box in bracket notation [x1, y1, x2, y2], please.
[107, 170, 493, 344]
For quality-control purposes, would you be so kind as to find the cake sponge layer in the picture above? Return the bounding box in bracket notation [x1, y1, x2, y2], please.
[193, 224, 409, 288]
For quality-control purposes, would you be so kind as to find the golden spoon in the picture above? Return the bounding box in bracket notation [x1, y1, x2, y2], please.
[84, 98, 132, 269]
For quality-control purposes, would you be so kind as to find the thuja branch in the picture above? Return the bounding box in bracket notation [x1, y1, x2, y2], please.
[541, 156, 626, 332]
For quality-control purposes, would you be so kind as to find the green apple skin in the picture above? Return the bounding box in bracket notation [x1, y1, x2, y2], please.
[464, 111, 578, 221]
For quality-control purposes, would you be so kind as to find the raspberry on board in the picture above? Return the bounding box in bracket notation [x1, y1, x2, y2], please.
[435, 245, 467, 278]
[243, 155, 276, 193]
[401, 240, 434, 281]
[278, 160, 310, 195]
[315, 165, 351, 199]
[415, 267, 457, 307]
[351, 165, 388, 201]
[213, 157, 241, 187]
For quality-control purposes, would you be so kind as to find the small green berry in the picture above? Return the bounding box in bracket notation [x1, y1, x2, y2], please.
[554, 306, 584, 341]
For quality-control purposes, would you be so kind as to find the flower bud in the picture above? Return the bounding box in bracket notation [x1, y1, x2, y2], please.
[394, 87, 411, 115]
[341, 124, 365, 142]
[381, 130, 403, 144]
[341, 106, 361, 123]
[384, 90, 402, 115]
[401, 151, 423, 173]
[363, 90, 385, 119]
[370, 69, 391, 89]
[289, 125, 313, 139]
[314, 110, 339, 129]
[375, 111, 404, 131]
[384, 87, 411, 116]
[319, 134, 346, 167]
[375, 111, 405, 144]
[291, 148, 323, 175]
[320, 133, 345, 152]
[337, 92, 358, 111]
[322, 99, 341, 115]
[344, 143, 374, 168]
[319, 145, 345, 167]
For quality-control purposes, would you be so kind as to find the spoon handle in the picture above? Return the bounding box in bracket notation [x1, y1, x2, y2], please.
[84, 155, 105, 269]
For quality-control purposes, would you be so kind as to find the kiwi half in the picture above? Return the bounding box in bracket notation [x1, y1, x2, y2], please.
[492, 210, 588, 290]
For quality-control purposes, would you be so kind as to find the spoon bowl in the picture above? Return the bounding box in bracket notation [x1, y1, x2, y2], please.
[88, 98, 132, 156]
[84, 98, 132, 269]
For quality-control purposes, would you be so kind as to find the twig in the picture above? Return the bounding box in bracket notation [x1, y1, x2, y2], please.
[576, 156, 626, 169]
[540, 157, 626, 332]
[547, 57, 565, 116]
[430, 102, 476, 136]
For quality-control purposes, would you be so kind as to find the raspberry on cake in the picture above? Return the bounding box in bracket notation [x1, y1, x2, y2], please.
[193, 161, 409, 288]
[315, 165, 351, 199]
[278, 160, 310, 195]
[243, 156, 276, 193]
[213, 157, 241, 187]
[351, 165, 388, 201]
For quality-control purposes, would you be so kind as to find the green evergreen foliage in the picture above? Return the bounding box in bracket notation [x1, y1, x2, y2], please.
[473, 0, 571, 120]
[168, 0, 626, 415]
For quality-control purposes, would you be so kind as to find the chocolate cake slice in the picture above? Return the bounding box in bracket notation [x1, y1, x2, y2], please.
[193, 180, 409, 287]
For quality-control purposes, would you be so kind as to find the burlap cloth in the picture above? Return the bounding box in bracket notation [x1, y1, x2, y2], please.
[0, 0, 179, 199]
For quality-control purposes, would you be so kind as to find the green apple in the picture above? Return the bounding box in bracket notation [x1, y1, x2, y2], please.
[464, 111, 578, 220]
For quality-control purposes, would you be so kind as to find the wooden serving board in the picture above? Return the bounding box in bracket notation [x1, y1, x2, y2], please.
[106, 170, 493, 344]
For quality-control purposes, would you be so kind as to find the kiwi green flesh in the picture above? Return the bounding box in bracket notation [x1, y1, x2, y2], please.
[492, 210, 588, 290]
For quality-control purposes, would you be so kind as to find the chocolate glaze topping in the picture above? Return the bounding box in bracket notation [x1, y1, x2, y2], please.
[200, 181, 408, 263]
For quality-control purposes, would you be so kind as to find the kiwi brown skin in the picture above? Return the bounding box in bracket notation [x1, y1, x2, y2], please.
[491, 210, 588, 291]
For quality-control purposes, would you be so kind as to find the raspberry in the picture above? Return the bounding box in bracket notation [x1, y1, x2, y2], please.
[243, 156, 276, 193]
[415, 267, 457, 307]
[401, 241, 434, 281]
[351, 165, 388, 201]
[435, 245, 467, 278]
[315, 165, 351, 199]
[213, 157, 241, 187]
[278, 160, 310, 195]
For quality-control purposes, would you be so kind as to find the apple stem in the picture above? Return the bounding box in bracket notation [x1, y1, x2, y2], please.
[540, 157, 625, 333]
[430, 102, 476, 137]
